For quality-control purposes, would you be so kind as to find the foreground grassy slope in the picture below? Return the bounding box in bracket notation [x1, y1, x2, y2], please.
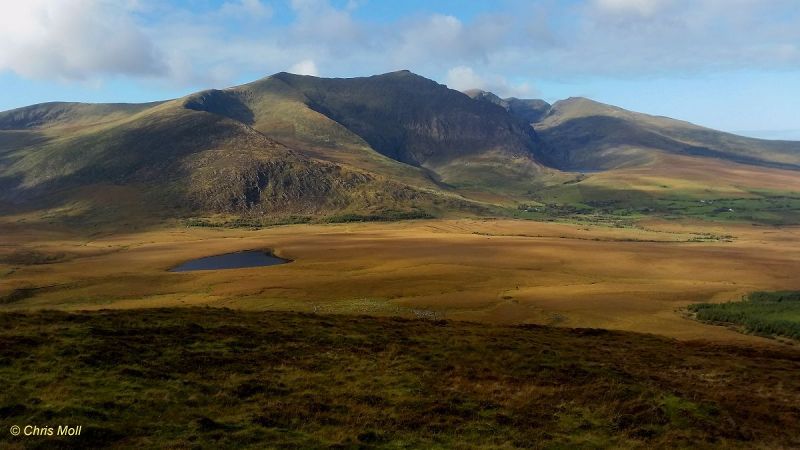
[1, 309, 799, 449]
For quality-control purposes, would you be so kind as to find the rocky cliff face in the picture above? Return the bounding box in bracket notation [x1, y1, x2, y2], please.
[270, 71, 542, 170]
[465, 90, 551, 124]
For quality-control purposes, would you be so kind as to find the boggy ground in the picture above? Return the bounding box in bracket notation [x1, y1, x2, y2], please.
[0, 308, 799, 449]
[1, 218, 800, 343]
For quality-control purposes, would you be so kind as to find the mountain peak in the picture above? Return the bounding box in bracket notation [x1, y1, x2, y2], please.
[267, 69, 432, 86]
[463, 88, 489, 97]
[465, 90, 551, 124]
[548, 97, 623, 120]
[464, 89, 504, 102]
[553, 96, 600, 107]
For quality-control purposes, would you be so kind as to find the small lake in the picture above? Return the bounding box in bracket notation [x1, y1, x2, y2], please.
[170, 250, 289, 272]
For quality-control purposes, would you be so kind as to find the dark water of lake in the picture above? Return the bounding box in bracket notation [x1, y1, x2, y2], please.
[170, 250, 289, 272]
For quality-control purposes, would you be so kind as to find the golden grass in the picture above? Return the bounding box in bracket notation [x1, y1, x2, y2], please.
[586, 153, 800, 196]
[2, 218, 799, 345]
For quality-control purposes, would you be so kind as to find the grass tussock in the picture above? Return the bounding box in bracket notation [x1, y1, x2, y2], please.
[1, 308, 799, 448]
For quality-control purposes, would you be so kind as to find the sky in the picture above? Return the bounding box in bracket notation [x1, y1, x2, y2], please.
[0, 0, 799, 139]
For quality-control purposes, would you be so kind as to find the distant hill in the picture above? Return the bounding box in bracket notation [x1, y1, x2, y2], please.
[1, 71, 799, 227]
[0, 101, 164, 131]
[465, 91, 800, 172]
[532, 97, 800, 171]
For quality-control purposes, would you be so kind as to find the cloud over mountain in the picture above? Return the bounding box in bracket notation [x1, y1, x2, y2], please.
[0, 0, 798, 94]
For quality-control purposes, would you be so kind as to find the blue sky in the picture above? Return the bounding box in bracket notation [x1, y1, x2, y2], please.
[1, 0, 799, 139]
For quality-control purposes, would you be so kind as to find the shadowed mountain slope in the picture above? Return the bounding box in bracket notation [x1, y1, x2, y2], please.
[192, 71, 551, 191]
[268, 72, 540, 168]
[465, 89, 551, 124]
[0, 71, 556, 225]
[465, 91, 800, 173]
[0, 95, 478, 225]
[533, 97, 800, 171]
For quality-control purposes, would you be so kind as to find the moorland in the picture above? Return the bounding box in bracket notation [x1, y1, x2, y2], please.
[1, 308, 800, 449]
[1, 71, 800, 448]
[1, 217, 800, 345]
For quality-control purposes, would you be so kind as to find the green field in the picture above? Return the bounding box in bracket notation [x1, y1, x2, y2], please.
[689, 291, 800, 340]
[514, 183, 800, 226]
[1, 309, 799, 449]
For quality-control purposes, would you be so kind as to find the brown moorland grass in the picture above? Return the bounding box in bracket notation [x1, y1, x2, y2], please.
[1, 218, 799, 343]
[0, 308, 799, 449]
[586, 153, 800, 197]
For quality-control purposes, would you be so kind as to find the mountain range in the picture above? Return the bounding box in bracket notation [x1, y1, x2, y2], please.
[1, 70, 798, 226]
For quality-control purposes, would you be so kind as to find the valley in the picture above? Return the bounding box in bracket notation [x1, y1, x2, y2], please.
[2, 217, 798, 344]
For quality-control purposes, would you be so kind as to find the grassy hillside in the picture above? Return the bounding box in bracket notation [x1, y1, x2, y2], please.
[1, 308, 799, 448]
[0, 102, 164, 131]
[271, 72, 538, 164]
[184, 77, 440, 192]
[1, 72, 799, 227]
[1, 72, 552, 225]
[0, 93, 485, 225]
[533, 97, 800, 171]
[186, 72, 554, 195]
[264, 71, 553, 190]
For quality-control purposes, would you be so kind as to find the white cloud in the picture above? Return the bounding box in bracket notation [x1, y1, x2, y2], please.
[345, 0, 366, 11]
[593, 0, 666, 16]
[0, 0, 164, 80]
[446, 66, 535, 98]
[289, 0, 363, 47]
[445, 66, 485, 91]
[219, 0, 274, 19]
[395, 14, 494, 67]
[289, 59, 319, 76]
[500, 81, 534, 99]
[2, 0, 799, 94]
[561, 0, 800, 76]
